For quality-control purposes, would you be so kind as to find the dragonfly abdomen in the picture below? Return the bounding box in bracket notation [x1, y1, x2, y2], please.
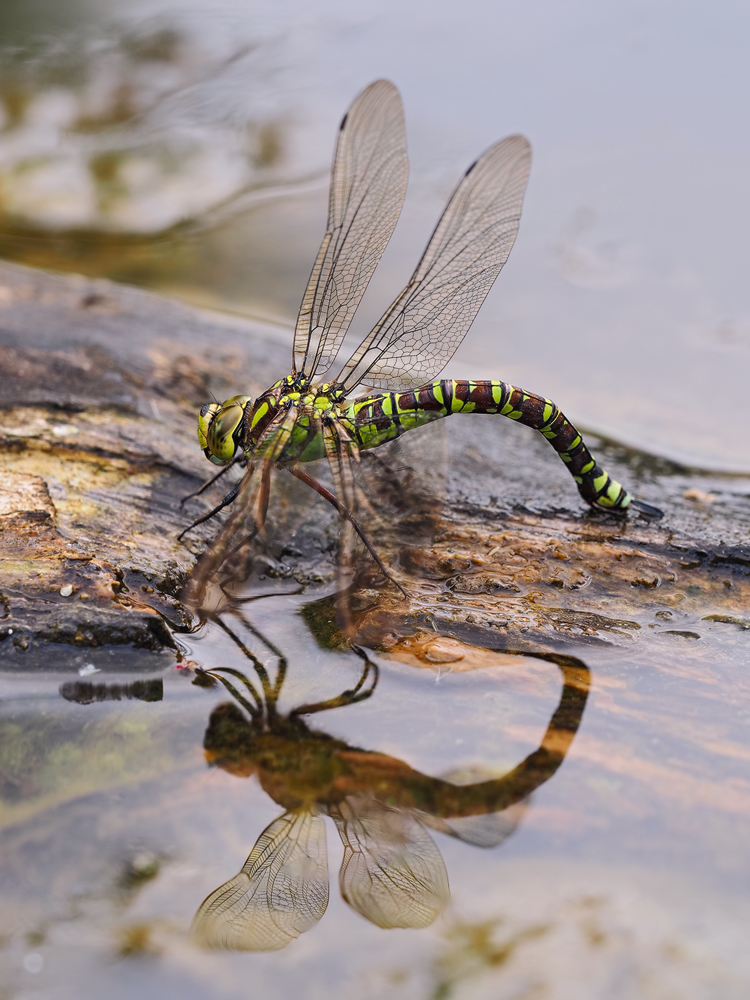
[344, 386, 449, 452]
[444, 380, 633, 512]
[348, 380, 633, 513]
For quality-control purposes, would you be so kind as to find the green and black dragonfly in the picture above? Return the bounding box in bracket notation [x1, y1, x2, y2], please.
[187, 80, 661, 602]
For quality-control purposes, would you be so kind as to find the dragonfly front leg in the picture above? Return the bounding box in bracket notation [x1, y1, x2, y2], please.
[186, 409, 298, 608]
[184, 461, 259, 608]
[177, 480, 243, 540]
[180, 455, 243, 507]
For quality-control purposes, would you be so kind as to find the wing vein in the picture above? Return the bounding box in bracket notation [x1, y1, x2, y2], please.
[336, 135, 531, 392]
[293, 80, 408, 380]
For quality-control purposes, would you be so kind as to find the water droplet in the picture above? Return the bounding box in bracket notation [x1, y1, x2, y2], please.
[23, 953, 43, 974]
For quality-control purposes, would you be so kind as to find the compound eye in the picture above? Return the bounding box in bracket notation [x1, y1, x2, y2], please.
[205, 399, 249, 465]
[197, 402, 221, 451]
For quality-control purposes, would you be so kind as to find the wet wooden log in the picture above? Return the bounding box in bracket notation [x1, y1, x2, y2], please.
[0, 260, 748, 668]
[0, 261, 289, 667]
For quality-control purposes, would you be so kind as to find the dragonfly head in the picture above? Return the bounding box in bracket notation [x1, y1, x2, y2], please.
[198, 395, 252, 465]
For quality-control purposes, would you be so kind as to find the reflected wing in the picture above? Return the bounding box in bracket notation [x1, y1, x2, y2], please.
[336, 135, 531, 392]
[193, 810, 329, 951]
[294, 80, 408, 379]
[417, 800, 529, 849]
[331, 795, 449, 929]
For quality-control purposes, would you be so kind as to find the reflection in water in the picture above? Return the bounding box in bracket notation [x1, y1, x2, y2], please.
[59, 678, 163, 704]
[191, 615, 590, 951]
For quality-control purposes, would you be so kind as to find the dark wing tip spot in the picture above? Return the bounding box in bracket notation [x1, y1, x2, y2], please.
[339, 112, 348, 131]
[465, 158, 479, 176]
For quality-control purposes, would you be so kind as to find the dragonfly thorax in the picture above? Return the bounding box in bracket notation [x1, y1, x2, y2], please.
[196, 375, 344, 467]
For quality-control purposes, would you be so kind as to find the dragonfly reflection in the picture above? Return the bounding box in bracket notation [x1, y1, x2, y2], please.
[191, 616, 590, 951]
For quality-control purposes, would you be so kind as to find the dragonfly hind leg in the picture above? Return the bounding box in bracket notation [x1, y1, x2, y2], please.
[288, 465, 407, 596]
[289, 646, 379, 717]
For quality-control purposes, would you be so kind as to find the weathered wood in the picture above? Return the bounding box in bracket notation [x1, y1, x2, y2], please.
[0, 260, 748, 668]
[0, 261, 288, 666]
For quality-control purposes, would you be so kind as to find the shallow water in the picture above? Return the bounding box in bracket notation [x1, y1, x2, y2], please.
[1, 590, 750, 999]
[0, 3, 749, 998]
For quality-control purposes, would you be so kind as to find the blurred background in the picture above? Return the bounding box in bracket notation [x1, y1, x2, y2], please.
[0, 0, 748, 470]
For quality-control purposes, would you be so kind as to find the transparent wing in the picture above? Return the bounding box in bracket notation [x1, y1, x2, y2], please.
[416, 764, 529, 848]
[192, 810, 329, 951]
[336, 135, 531, 392]
[185, 407, 296, 611]
[331, 795, 449, 929]
[294, 80, 408, 379]
[417, 800, 529, 849]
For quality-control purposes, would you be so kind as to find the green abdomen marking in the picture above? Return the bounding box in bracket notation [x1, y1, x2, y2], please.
[346, 380, 632, 513]
[342, 384, 449, 450]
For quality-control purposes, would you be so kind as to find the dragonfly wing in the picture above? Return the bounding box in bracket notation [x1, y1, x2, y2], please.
[337, 135, 531, 392]
[193, 810, 329, 951]
[294, 80, 408, 379]
[322, 420, 359, 597]
[185, 409, 296, 609]
[331, 795, 449, 929]
[417, 799, 529, 849]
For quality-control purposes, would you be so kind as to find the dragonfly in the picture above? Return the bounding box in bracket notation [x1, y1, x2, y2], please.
[187, 80, 662, 604]
[190, 612, 590, 950]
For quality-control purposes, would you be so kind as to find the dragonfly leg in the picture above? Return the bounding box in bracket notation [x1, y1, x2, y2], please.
[184, 462, 262, 608]
[254, 459, 273, 536]
[288, 465, 406, 596]
[219, 607, 291, 705]
[214, 614, 275, 700]
[177, 482, 242, 540]
[322, 423, 362, 636]
[186, 408, 304, 608]
[323, 423, 354, 567]
[196, 666, 263, 721]
[289, 646, 379, 717]
[216, 460, 273, 567]
[180, 456, 242, 507]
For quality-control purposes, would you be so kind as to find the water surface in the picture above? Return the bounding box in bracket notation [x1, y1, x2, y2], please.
[1, 593, 750, 999]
